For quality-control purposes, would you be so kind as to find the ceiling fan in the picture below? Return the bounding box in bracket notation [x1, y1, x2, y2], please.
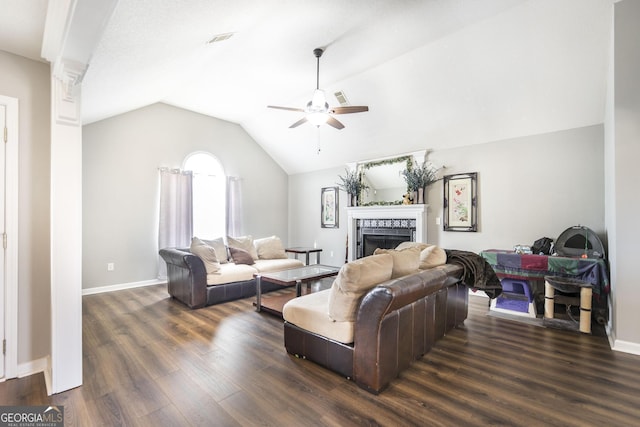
[268, 48, 369, 130]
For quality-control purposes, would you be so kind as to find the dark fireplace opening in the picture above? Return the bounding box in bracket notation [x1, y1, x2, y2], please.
[359, 228, 413, 258]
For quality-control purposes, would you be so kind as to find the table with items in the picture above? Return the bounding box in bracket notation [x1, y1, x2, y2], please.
[480, 249, 610, 323]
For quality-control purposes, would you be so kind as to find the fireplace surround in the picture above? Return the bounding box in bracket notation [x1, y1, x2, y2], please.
[346, 205, 428, 261]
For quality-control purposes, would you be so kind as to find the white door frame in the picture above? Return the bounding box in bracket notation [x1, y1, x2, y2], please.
[1, 95, 19, 380]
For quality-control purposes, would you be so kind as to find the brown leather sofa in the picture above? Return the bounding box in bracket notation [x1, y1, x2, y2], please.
[160, 247, 299, 308]
[283, 264, 467, 394]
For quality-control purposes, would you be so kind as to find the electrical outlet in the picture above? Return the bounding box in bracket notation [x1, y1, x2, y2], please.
[107, 263, 115, 271]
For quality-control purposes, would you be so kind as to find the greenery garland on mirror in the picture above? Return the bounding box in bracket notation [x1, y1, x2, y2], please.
[361, 155, 413, 171]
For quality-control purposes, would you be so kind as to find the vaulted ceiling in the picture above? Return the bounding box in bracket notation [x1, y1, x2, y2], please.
[0, 0, 613, 174]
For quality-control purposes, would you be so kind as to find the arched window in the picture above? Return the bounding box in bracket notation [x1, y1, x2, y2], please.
[183, 152, 226, 239]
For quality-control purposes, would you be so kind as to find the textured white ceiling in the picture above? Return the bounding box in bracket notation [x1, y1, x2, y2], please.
[0, 0, 614, 175]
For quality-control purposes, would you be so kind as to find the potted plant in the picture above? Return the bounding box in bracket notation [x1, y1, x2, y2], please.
[402, 163, 439, 204]
[337, 169, 368, 206]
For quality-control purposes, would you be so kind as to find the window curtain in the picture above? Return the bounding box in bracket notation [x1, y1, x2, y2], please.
[226, 176, 243, 237]
[158, 168, 193, 279]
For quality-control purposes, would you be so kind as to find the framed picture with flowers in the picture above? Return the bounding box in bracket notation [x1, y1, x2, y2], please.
[321, 186, 339, 228]
[443, 172, 477, 232]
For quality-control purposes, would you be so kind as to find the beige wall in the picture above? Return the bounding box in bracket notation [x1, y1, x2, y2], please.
[608, 0, 640, 350]
[82, 103, 289, 289]
[289, 125, 605, 266]
[0, 51, 51, 365]
[427, 125, 605, 253]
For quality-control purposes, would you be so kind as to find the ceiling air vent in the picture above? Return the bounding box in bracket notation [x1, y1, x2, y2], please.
[208, 32, 234, 44]
[334, 90, 349, 106]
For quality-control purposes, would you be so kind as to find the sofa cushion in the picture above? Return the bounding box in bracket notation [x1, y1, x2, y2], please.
[395, 241, 447, 269]
[229, 246, 255, 265]
[373, 246, 421, 279]
[201, 237, 229, 263]
[328, 253, 393, 322]
[190, 237, 221, 274]
[253, 235, 287, 259]
[283, 289, 355, 344]
[253, 258, 304, 273]
[228, 235, 259, 260]
[206, 262, 257, 285]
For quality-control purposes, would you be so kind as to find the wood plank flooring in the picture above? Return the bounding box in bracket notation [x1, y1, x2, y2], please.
[1, 284, 640, 426]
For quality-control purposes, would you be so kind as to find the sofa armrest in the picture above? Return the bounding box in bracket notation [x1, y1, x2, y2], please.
[159, 248, 207, 308]
[352, 267, 450, 393]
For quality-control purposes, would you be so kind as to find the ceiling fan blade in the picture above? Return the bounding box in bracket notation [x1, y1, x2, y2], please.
[289, 117, 308, 128]
[268, 105, 305, 112]
[329, 106, 369, 114]
[326, 116, 345, 130]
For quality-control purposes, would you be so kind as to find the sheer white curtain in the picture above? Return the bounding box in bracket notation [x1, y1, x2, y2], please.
[158, 168, 193, 279]
[226, 176, 243, 237]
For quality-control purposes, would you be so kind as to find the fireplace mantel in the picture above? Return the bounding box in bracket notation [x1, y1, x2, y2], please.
[345, 205, 428, 262]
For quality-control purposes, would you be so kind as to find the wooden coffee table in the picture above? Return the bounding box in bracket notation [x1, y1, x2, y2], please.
[255, 265, 340, 315]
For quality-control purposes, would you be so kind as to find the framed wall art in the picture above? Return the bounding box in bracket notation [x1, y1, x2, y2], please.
[321, 186, 339, 228]
[443, 172, 477, 232]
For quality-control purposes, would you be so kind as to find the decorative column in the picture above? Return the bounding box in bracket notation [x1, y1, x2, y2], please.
[42, 0, 119, 394]
[48, 60, 84, 394]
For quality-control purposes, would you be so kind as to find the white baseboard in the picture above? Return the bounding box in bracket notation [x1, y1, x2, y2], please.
[44, 356, 52, 396]
[608, 328, 640, 355]
[17, 356, 49, 379]
[82, 279, 166, 296]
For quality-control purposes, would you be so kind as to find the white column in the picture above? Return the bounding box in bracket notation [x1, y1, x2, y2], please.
[49, 61, 83, 394]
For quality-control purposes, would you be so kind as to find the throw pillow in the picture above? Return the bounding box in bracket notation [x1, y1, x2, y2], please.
[201, 237, 229, 263]
[190, 237, 221, 274]
[374, 246, 421, 278]
[228, 246, 255, 265]
[253, 236, 287, 259]
[328, 253, 393, 322]
[227, 235, 259, 260]
[395, 241, 447, 269]
[419, 244, 447, 269]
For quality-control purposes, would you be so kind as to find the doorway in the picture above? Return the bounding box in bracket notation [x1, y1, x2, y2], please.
[0, 95, 18, 380]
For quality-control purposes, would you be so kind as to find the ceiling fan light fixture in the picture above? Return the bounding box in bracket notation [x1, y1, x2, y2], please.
[307, 112, 329, 126]
[311, 89, 326, 107]
[267, 47, 368, 130]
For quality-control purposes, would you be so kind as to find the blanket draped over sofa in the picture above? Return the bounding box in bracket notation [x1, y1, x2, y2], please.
[445, 249, 502, 298]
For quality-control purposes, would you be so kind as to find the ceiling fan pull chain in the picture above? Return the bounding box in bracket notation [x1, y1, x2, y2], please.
[316, 127, 321, 155]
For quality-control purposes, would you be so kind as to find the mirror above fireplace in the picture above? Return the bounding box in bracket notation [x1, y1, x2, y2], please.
[356, 151, 426, 205]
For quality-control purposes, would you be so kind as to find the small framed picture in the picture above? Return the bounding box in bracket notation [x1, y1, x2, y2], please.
[321, 186, 339, 228]
[443, 172, 477, 232]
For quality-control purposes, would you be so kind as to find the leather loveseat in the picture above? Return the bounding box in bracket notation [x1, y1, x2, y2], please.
[160, 235, 304, 308]
[283, 260, 467, 394]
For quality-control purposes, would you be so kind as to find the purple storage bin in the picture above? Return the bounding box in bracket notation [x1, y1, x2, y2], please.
[500, 278, 533, 302]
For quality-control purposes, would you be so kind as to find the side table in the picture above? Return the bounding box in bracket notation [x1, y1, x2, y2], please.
[285, 247, 322, 265]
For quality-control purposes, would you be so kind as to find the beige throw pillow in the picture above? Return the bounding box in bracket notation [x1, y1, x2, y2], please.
[190, 237, 221, 274]
[201, 237, 228, 263]
[227, 235, 259, 260]
[374, 246, 421, 279]
[395, 241, 447, 269]
[253, 236, 287, 259]
[328, 253, 393, 322]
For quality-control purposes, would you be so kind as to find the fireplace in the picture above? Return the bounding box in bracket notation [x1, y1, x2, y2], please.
[346, 205, 428, 261]
[358, 219, 415, 258]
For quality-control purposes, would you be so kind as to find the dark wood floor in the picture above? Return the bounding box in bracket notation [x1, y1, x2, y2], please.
[2, 284, 640, 426]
